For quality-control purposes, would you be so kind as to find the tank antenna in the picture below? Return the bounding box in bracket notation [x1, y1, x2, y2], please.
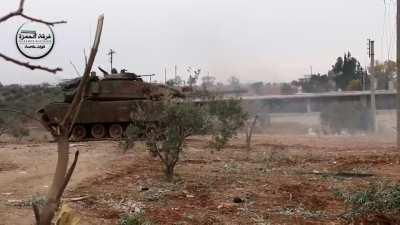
[107, 49, 116, 73]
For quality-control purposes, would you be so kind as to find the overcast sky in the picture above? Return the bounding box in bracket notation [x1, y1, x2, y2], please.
[0, 0, 395, 85]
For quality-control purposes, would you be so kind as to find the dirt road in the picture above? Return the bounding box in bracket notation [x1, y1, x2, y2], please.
[0, 141, 122, 225]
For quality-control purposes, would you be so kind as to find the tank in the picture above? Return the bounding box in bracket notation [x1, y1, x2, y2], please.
[38, 69, 184, 141]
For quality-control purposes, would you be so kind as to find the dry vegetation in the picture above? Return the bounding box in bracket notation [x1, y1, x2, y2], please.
[0, 133, 399, 225]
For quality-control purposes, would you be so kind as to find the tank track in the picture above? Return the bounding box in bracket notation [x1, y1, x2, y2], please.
[69, 122, 153, 142]
[70, 122, 128, 142]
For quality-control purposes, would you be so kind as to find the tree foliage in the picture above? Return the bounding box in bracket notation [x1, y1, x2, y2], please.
[290, 51, 367, 93]
[346, 79, 362, 91]
[330, 52, 365, 91]
[0, 83, 63, 139]
[295, 74, 334, 93]
[166, 76, 183, 87]
[139, 101, 209, 181]
[280, 83, 297, 95]
[374, 60, 396, 90]
[250, 82, 264, 95]
[186, 67, 201, 88]
[201, 75, 216, 90]
[207, 99, 247, 151]
[227, 76, 240, 89]
[124, 97, 247, 179]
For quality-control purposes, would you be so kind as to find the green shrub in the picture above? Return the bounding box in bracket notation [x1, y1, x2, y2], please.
[119, 124, 141, 152]
[129, 101, 209, 181]
[119, 213, 151, 225]
[0, 83, 63, 141]
[207, 98, 247, 150]
[336, 182, 400, 220]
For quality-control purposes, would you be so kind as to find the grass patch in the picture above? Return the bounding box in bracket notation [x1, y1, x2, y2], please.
[335, 182, 400, 221]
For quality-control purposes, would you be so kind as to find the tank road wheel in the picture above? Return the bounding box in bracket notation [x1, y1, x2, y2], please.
[91, 124, 106, 139]
[109, 124, 123, 139]
[71, 125, 86, 141]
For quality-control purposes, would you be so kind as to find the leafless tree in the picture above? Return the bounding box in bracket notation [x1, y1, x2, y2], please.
[0, 2, 104, 224]
[0, 0, 66, 73]
[32, 15, 104, 225]
[243, 101, 269, 152]
[245, 114, 258, 151]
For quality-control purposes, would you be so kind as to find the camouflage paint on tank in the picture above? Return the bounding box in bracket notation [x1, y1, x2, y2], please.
[38, 71, 184, 140]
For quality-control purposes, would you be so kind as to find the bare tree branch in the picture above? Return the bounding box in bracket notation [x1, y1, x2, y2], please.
[19, 14, 66, 26]
[154, 144, 166, 163]
[83, 49, 88, 67]
[0, 0, 66, 75]
[34, 15, 104, 225]
[69, 61, 81, 77]
[61, 15, 104, 134]
[0, 52, 62, 74]
[0, 0, 24, 23]
[0, 0, 66, 26]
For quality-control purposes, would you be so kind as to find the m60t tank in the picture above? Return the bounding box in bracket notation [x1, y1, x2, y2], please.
[38, 69, 184, 141]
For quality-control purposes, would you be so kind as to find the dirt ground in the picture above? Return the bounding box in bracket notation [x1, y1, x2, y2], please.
[0, 134, 399, 225]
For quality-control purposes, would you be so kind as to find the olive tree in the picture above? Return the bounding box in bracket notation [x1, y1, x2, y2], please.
[207, 98, 247, 151]
[135, 101, 208, 181]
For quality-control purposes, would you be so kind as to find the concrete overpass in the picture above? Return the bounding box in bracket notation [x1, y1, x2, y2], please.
[239, 90, 397, 113]
[233, 90, 397, 133]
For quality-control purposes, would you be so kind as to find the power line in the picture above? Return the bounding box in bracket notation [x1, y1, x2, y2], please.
[382, 0, 396, 61]
[387, 1, 395, 60]
[381, 0, 388, 59]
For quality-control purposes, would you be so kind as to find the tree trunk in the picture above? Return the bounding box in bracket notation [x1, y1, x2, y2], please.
[33, 15, 104, 225]
[397, 0, 400, 150]
[39, 135, 69, 225]
[164, 165, 175, 182]
[246, 115, 258, 151]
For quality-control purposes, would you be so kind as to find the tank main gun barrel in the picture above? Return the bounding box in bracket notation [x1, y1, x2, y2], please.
[138, 74, 155, 77]
[98, 66, 109, 76]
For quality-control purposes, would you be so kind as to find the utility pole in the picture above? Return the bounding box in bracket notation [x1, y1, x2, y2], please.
[107, 49, 116, 72]
[164, 68, 167, 84]
[368, 39, 377, 132]
[397, 0, 400, 149]
[174, 65, 178, 80]
[362, 71, 367, 91]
